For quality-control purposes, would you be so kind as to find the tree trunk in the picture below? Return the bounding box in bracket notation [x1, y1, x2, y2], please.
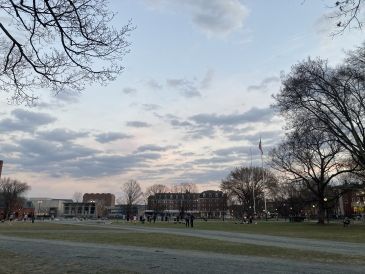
[317, 205, 325, 224]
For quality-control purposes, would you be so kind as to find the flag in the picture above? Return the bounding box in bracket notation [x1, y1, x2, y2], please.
[258, 138, 263, 155]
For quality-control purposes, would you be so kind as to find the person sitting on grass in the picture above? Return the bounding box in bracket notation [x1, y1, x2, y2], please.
[343, 218, 350, 227]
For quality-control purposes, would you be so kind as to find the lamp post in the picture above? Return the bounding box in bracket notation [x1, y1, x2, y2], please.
[324, 198, 329, 223]
[283, 203, 286, 221]
[90, 200, 96, 218]
[37, 201, 42, 219]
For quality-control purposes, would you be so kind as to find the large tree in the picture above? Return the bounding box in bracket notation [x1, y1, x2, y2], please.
[221, 166, 277, 215]
[0, 0, 134, 106]
[0, 177, 31, 219]
[120, 179, 143, 211]
[273, 48, 365, 169]
[268, 123, 360, 224]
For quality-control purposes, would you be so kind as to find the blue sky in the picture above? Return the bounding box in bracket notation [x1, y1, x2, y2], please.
[0, 0, 363, 200]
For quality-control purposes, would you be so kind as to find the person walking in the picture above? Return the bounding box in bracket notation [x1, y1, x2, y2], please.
[185, 213, 190, 227]
[9, 213, 13, 225]
[190, 214, 195, 228]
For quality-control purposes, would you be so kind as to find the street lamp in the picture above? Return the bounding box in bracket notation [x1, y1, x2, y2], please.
[324, 198, 329, 223]
[37, 201, 42, 218]
[90, 200, 96, 217]
[283, 203, 286, 221]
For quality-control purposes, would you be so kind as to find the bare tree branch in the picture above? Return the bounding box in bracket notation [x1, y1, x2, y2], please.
[0, 0, 134, 106]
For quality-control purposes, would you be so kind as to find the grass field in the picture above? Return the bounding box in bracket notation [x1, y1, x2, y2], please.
[1, 219, 365, 268]
[2, 219, 365, 242]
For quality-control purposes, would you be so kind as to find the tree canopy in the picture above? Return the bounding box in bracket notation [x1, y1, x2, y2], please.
[272, 43, 365, 169]
[0, 0, 134, 106]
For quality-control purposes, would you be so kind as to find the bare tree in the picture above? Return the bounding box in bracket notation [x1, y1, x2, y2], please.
[268, 123, 360, 224]
[120, 179, 143, 211]
[0, 0, 134, 106]
[72, 191, 83, 203]
[171, 182, 198, 193]
[221, 166, 278, 215]
[325, 0, 364, 36]
[273, 48, 365, 169]
[0, 177, 30, 219]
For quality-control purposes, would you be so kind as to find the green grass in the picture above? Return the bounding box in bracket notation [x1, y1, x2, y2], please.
[110, 219, 365, 243]
[2, 219, 365, 244]
[0, 221, 111, 230]
[3, 231, 365, 265]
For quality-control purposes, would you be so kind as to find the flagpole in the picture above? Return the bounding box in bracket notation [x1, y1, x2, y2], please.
[261, 136, 267, 221]
[251, 147, 255, 216]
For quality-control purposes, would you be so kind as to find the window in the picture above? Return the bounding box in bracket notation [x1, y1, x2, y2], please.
[215, 193, 218, 197]
[357, 197, 360, 201]
[170, 195, 173, 199]
[209, 193, 212, 197]
[165, 195, 167, 199]
[203, 193, 206, 197]
[182, 195, 184, 199]
[352, 197, 355, 202]
[176, 195, 178, 199]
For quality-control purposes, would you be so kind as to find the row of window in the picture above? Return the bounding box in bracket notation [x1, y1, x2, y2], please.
[352, 197, 365, 202]
[157, 193, 221, 200]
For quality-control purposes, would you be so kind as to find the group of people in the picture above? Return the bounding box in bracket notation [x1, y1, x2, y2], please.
[0, 212, 35, 225]
[240, 215, 253, 224]
[184, 213, 195, 227]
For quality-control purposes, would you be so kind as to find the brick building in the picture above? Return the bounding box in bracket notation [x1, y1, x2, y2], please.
[147, 190, 227, 218]
[83, 193, 115, 206]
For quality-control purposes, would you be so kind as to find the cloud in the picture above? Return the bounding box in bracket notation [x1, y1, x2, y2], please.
[136, 144, 178, 153]
[189, 107, 274, 126]
[123, 87, 137, 95]
[126, 121, 151, 128]
[147, 79, 163, 90]
[141, 104, 162, 111]
[213, 146, 251, 157]
[0, 109, 56, 133]
[37, 128, 89, 142]
[200, 68, 216, 89]
[171, 119, 193, 127]
[144, 0, 250, 38]
[312, 11, 338, 36]
[190, 0, 249, 37]
[95, 132, 134, 143]
[0, 136, 164, 178]
[167, 78, 201, 98]
[36, 90, 81, 109]
[247, 76, 280, 93]
[170, 107, 275, 140]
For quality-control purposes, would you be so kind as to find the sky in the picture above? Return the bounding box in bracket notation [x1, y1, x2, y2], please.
[0, 0, 364, 200]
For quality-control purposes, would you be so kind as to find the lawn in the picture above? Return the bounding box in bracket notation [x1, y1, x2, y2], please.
[109, 218, 365, 243]
[1, 219, 365, 265]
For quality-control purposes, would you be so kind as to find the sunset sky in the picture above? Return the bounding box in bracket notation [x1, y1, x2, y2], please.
[0, 0, 363, 201]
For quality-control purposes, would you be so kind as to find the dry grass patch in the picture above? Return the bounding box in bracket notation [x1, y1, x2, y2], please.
[0, 249, 136, 274]
[4, 231, 365, 265]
